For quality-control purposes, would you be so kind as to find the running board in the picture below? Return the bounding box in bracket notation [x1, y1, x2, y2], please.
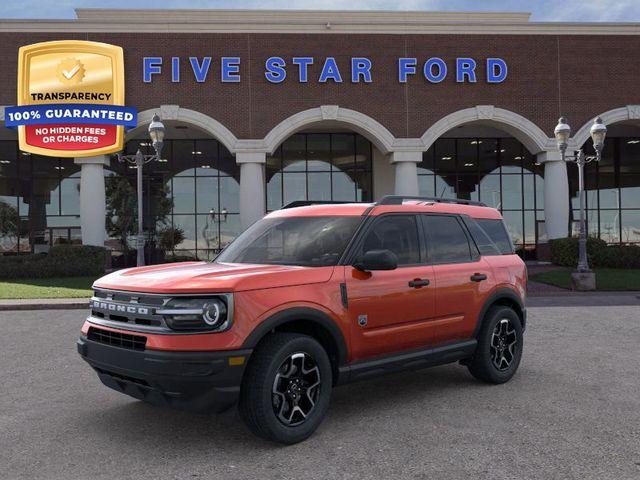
[336, 339, 477, 385]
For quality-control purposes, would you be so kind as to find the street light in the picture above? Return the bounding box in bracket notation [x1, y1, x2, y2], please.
[553, 116, 607, 285]
[117, 113, 166, 267]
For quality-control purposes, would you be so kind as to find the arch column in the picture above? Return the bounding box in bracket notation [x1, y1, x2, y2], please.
[391, 151, 421, 196]
[74, 155, 109, 246]
[237, 151, 266, 230]
[538, 151, 569, 239]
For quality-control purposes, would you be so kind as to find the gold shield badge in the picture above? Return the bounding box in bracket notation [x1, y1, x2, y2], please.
[15, 40, 126, 157]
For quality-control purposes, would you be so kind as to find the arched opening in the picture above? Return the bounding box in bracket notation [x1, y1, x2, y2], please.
[113, 120, 240, 264]
[262, 107, 396, 211]
[265, 126, 375, 212]
[571, 120, 640, 244]
[420, 123, 545, 257]
[0, 126, 83, 254]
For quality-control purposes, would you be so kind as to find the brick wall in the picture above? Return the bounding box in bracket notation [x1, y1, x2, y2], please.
[0, 32, 638, 141]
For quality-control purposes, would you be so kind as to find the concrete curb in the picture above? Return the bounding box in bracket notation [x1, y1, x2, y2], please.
[0, 299, 90, 311]
[0, 293, 638, 312]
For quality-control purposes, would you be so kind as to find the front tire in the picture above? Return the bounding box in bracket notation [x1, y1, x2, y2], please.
[467, 306, 523, 384]
[239, 333, 332, 444]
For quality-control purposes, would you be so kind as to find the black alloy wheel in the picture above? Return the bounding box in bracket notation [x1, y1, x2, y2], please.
[467, 305, 523, 384]
[490, 318, 518, 371]
[239, 333, 332, 444]
[272, 352, 322, 426]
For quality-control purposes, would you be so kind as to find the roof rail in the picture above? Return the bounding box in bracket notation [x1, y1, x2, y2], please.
[281, 200, 366, 209]
[377, 195, 486, 207]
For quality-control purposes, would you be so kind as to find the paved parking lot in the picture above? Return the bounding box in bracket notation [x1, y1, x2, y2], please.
[1, 302, 639, 480]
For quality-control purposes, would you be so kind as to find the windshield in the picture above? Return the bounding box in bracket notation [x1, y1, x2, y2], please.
[215, 216, 362, 267]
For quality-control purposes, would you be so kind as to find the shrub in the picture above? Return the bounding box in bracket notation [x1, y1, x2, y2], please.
[163, 254, 200, 263]
[550, 237, 640, 268]
[157, 226, 185, 253]
[0, 245, 107, 279]
[593, 244, 640, 269]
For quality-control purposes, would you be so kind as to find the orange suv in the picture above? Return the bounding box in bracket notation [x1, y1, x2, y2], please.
[77, 196, 527, 444]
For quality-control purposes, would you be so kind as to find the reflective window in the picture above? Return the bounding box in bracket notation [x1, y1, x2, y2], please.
[0, 144, 82, 253]
[463, 217, 501, 256]
[621, 210, 640, 243]
[570, 137, 640, 244]
[217, 216, 361, 267]
[361, 215, 420, 265]
[423, 215, 472, 263]
[476, 218, 514, 254]
[266, 133, 373, 211]
[419, 137, 544, 251]
[117, 138, 240, 261]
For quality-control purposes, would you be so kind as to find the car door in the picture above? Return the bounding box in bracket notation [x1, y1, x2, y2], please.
[345, 214, 436, 360]
[421, 214, 494, 344]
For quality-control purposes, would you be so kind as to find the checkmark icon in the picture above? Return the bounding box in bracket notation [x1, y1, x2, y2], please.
[62, 64, 80, 79]
[57, 59, 84, 85]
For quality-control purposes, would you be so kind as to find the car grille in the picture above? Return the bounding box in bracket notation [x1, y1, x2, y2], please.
[87, 326, 147, 351]
[88, 288, 233, 335]
[89, 288, 171, 333]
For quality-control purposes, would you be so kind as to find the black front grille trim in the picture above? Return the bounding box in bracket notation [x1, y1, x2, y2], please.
[87, 327, 147, 351]
[94, 367, 149, 386]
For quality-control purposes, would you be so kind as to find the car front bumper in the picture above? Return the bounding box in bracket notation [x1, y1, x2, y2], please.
[77, 335, 252, 413]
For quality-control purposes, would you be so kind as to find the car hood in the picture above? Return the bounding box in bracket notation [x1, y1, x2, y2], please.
[93, 261, 335, 294]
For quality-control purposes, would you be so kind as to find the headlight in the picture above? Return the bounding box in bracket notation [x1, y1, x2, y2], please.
[203, 301, 226, 326]
[157, 296, 232, 332]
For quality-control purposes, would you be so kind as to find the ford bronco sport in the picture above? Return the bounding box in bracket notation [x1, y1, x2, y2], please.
[77, 195, 526, 444]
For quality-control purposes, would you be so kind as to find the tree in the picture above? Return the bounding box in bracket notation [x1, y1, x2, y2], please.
[0, 201, 21, 251]
[104, 176, 173, 252]
[157, 226, 185, 253]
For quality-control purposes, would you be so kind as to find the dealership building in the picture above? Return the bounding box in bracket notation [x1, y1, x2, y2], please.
[0, 8, 639, 261]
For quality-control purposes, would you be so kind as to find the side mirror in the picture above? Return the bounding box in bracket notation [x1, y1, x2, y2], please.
[353, 249, 398, 272]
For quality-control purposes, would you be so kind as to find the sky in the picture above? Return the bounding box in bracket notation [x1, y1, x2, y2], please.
[1, 0, 639, 22]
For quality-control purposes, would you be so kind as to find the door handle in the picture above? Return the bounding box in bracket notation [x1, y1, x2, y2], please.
[470, 273, 488, 282]
[408, 278, 430, 288]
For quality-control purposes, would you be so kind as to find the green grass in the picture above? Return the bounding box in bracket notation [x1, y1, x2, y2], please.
[530, 268, 640, 291]
[0, 276, 96, 299]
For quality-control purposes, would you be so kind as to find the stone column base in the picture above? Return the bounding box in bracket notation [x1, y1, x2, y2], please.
[571, 271, 596, 291]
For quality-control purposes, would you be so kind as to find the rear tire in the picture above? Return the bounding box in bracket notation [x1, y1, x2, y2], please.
[239, 333, 332, 444]
[468, 306, 523, 384]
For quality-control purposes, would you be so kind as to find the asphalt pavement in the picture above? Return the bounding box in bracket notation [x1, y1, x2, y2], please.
[1, 302, 639, 480]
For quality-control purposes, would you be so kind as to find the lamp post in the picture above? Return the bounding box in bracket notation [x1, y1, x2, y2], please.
[553, 116, 607, 287]
[117, 113, 166, 267]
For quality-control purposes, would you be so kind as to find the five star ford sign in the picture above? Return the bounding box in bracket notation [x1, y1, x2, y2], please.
[4, 40, 137, 157]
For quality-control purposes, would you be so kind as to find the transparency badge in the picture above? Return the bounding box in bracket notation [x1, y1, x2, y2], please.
[5, 40, 137, 157]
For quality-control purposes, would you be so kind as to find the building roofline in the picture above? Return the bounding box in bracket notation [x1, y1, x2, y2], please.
[73, 9, 533, 24]
[0, 9, 638, 35]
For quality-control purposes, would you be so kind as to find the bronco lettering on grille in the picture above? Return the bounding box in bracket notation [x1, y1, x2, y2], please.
[91, 300, 149, 315]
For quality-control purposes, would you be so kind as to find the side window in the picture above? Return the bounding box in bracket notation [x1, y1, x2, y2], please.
[476, 218, 514, 254]
[360, 215, 420, 265]
[462, 216, 502, 256]
[422, 215, 472, 264]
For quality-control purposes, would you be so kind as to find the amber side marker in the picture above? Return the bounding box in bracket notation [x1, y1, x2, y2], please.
[228, 356, 245, 366]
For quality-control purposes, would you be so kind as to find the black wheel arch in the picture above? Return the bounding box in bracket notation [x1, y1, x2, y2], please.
[242, 307, 348, 383]
[473, 288, 526, 338]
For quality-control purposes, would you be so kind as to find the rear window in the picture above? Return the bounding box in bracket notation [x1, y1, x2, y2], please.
[475, 218, 514, 254]
[463, 217, 502, 256]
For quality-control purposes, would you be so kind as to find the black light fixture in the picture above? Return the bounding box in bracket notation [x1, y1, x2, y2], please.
[117, 113, 166, 267]
[552, 116, 607, 286]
